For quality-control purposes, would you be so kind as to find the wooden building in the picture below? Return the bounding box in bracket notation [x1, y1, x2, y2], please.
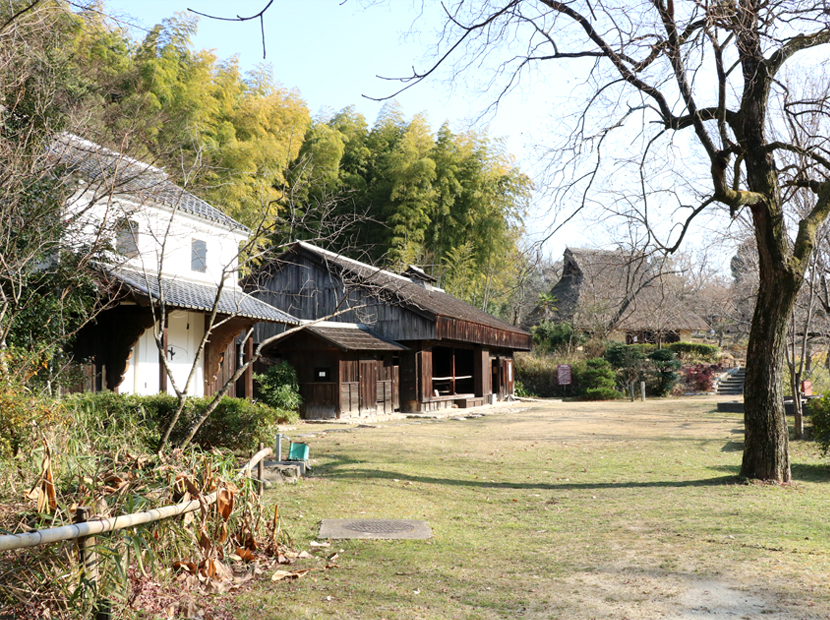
[263, 322, 405, 419]
[54, 134, 296, 397]
[251, 242, 533, 418]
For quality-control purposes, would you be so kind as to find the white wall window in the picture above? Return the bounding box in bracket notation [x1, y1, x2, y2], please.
[191, 238, 207, 273]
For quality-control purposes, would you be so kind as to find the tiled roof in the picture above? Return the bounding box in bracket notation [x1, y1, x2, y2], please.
[114, 270, 298, 324]
[305, 323, 407, 351]
[50, 134, 247, 232]
[294, 242, 529, 338]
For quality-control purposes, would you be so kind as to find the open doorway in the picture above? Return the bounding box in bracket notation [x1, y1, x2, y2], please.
[431, 346, 475, 396]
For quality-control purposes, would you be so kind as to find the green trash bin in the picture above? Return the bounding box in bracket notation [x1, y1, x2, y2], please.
[288, 442, 309, 461]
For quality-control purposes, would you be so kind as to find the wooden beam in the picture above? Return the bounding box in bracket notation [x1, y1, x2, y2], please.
[159, 314, 168, 394]
[244, 335, 254, 401]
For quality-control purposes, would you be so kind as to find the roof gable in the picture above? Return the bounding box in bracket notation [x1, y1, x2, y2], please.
[284, 242, 532, 349]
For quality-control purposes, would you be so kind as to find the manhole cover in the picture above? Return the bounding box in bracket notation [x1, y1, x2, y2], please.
[343, 520, 416, 534]
[319, 519, 432, 539]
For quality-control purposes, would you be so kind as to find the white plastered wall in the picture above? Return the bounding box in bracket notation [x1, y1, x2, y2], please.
[120, 311, 206, 397]
[66, 187, 249, 287]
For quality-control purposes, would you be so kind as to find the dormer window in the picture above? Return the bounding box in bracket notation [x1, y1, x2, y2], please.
[116, 219, 139, 258]
[191, 239, 207, 273]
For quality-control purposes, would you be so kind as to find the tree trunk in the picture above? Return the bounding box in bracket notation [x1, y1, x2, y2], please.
[741, 273, 795, 482]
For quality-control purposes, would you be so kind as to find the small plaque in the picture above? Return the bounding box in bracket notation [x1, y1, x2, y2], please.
[557, 364, 572, 385]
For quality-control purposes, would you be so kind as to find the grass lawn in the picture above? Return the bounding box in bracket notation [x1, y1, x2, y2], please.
[238, 397, 830, 619]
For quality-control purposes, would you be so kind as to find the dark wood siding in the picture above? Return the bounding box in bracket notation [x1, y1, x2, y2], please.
[399, 351, 418, 412]
[271, 332, 401, 419]
[252, 258, 435, 344]
[474, 348, 489, 397]
[359, 360, 377, 414]
[206, 339, 237, 398]
[437, 316, 532, 350]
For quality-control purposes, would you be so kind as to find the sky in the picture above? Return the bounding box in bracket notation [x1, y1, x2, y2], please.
[101, 1, 740, 268]
[105, 1, 543, 155]
[103, 0, 581, 256]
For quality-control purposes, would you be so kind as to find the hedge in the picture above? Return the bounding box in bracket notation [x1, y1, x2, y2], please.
[666, 342, 720, 363]
[63, 392, 298, 451]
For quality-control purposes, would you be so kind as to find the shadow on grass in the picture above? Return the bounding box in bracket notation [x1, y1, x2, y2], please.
[315, 458, 742, 491]
[791, 462, 830, 482]
[706, 462, 830, 482]
[721, 440, 743, 452]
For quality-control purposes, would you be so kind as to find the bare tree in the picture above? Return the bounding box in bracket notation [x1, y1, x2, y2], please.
[376, 0, 830, 482]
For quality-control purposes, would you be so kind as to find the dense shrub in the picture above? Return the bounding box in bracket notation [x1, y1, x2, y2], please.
[515, 353, 625, 398]
[514, 354, 576, 397]
[579, 358, 616, 394]
[666, 342, 721, 363]
[531, 321, 582, 353]
[0, 349, 67, 458]
[647, 349, 682, 396]
[64, 392, 297, 451]
[808, 393, 830, 454]
[582, 387, 624, 401]
[255, 361, 302, 410]
[683, 365, 717, 392]
[604, 343, 684, 396]
[604, 343, 650, 386]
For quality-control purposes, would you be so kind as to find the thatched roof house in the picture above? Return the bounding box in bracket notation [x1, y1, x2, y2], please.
[545, 248, 707, 344]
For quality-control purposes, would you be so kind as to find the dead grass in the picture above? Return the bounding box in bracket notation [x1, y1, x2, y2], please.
[238, 397, 830, 619]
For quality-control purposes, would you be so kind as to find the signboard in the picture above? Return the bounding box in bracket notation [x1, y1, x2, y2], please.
[557, 364, 572, 385]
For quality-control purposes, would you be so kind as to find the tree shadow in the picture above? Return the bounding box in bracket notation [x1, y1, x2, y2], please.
[791, 462, 830, 482]
[721, 440, 743, 452]
[315, 456, 742, 491]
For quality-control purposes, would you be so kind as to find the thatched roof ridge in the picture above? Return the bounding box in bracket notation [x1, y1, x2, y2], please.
[547, 247, 708, 333]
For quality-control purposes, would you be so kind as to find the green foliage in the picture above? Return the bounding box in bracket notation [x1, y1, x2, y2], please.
[514, 354, 558, 397]
[579, 358, 617, 394]
[531, 321, 580, 353]
[64, 392, 297, 451]
[604, 343, 651, 385]
[604, 343, 685, 396]
[808, 393, 830, 454]
[296, 106, 531, 319]
[582, 387, 624, 401]
[254, 361, 302, 411]
[0, 349, 67, 458]
[514, 354, 619, 398]
[647, 348, 682, 396]
[666, 342, 721, 363]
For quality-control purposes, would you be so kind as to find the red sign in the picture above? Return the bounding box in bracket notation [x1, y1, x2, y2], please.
[557, 364, 572, 385]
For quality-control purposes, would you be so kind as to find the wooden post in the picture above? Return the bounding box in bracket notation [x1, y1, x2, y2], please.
[640, 381, 646, 401]
[257, 441, 265, 495]
[629, 381, 635, 402]
[244, 336, 254, 401]
[76, 507, 110, 619]
[158, 315, 168, 394]
[75, 507, 97, 584]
